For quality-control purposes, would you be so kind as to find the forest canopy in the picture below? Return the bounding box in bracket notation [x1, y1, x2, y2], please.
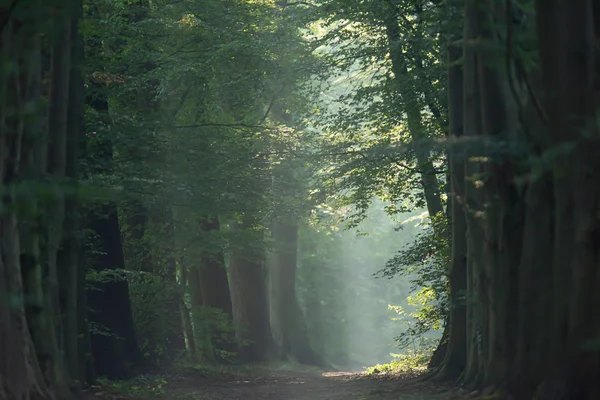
[1, 0, 600, 399]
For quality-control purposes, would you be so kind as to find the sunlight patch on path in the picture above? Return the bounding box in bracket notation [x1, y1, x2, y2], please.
[321, 371, 356, 378]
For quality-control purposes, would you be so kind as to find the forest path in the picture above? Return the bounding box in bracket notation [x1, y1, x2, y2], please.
[160, 368, 456, 400]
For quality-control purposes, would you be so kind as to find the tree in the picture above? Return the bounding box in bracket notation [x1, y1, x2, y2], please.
[229, 217, 275, 363]
[1, 0, 87, 397]
[83, 52, 143, 379]
[422, 0, 600, 397]
[270, 156, 324, 366]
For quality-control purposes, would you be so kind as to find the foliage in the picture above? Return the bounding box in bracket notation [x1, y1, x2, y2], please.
[129, 273, 182, 364]
[187, 304, 242, 362]
[364, 349, 433, 377]
[305, 0, 449, 226]
[83, 0, 322, 369]
[96, 375, 168, 398]
[388, 288, 443, 352]
[295, 0, 452, 366]
[377, 213, 449, 350]
[0, 0, 461, 397]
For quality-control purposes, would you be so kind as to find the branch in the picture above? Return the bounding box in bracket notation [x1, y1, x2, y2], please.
[279, 1, 316, 7]
[173, 123, 266, 129]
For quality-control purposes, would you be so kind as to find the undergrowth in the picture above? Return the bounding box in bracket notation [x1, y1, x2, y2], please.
[364, 348, 433, 377]
[95, 374, 168, 398]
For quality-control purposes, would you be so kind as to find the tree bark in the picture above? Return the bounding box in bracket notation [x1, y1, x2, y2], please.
[87, 206, 144, 379]
[187, 262, 215, 362]
[83, 52, 143, 379]
[178, 260, 197, 359]
[432, 25, 467, 380]
[45, 6, 73, 396]
[59, 0, 85, 381]
[229, 218, 274, 363]
[533, 1, 600, 397]
[198, 216, 238, 361]
[270, 217, 324, 366]
[0, 4, 67, 397]
[460, 0, 486, 386]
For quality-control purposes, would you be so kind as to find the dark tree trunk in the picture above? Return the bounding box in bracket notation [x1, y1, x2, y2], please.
[533, 1, 600, 397]
[229, 218, 274, 363]
[83, 43, 143, 378]
[87, 206, 143, 379]
[59, 0, 85, 381]
[271, 216, 324, 366]
[188, 262, 214, 362]
[430, 4, 467, 378]
[0, 1, 84, 397]
[198, 216, 238, 361]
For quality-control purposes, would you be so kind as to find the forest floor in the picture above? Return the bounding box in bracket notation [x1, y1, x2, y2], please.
[86, 364, 465, 400]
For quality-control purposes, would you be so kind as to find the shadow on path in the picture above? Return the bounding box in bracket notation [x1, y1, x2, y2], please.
[160, 369, 457, 400]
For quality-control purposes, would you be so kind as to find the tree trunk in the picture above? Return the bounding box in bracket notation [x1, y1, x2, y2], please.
[87, 206, 143, 379]
[187, 263, 215, 362]
[533, 1, 600, 397]
[1, 5, 64, 397]
[45, 6, 73, 396]
[229, 218, 274, 363]
[460, 1, 486, 386]
[59, 0, 85, 381]
[178, 260, 197, 359]
[84, 53, 143, 379]
[432, 28, 467, 380]
[198, 216, 238, 361]
[270, 217, 323, 366]
[508, 173, 554, 397]
[383, 3, 444, 222]
[0, 213, 49, 400]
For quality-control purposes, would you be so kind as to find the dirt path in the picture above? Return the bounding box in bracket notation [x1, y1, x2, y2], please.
[161, 369, 455, 400]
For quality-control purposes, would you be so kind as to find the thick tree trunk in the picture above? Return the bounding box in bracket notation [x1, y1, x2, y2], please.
[270, 217, 323, 366]
[87, 207, 143, 379]
[229, 218, 274, 363]
[460, 1, 485, 386]
[433, 0, 600, 397]
[432, 32, 467, 380]
[508, 173, 554, 397]
[45, 7, 73, 396]
[198, 217, 233, 316]
[1, 5, 68, 397]
[475, 1, 523, 388]
[11, 5, 54, 396]
[59, 1, 85, 380]
[84, 53, 143, 379]
[197, 216, 238, 361]
[1, 213, 49, 400]
[533, 1, 600, 397]
[187, 263, 215, 362]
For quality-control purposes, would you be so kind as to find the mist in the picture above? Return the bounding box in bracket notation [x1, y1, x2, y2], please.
[290, 199, 439, 369]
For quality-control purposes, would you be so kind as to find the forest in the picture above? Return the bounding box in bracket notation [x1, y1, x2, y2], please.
[1, 0, 600, 399]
